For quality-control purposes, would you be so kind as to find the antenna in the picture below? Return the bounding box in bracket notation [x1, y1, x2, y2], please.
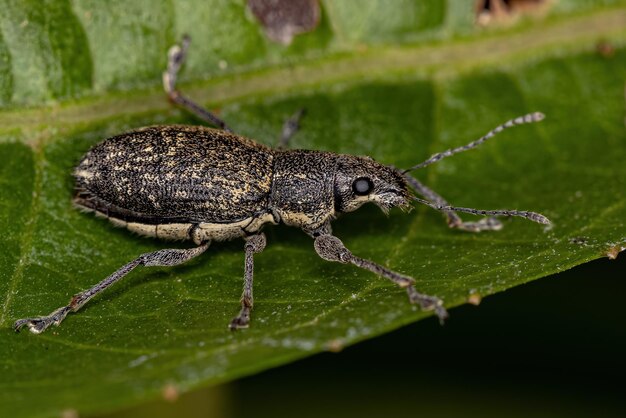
[402, 112, 545, 173]
[413, 196, 551, 225]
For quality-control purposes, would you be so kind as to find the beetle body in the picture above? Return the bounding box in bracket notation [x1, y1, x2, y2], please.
[74, 125, 410, 244]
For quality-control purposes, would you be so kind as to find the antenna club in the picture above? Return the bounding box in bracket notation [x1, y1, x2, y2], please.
[529, 212, 551, 225]
[514, 112, 545, 125]
[532, 112, 545, 122]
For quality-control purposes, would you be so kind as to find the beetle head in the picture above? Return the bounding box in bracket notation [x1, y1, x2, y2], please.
[334, 155, 411, 214]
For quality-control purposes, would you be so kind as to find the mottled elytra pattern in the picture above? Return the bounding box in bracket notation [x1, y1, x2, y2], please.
[74, 125, 274, 224]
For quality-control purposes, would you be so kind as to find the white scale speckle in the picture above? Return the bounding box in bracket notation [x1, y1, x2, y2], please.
[128, 353, 157, 368]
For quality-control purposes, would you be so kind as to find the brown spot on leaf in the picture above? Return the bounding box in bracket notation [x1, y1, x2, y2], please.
[606, 244, 624, 260]
[248, 0, 320, 45]
[326, 339, 344, 353]
[61, 409, 79, 418]
[596, 40, 615, 58]
[162, 383, 180, 402]
[475, 0, 551, 26]
[468, 293, 482, 306]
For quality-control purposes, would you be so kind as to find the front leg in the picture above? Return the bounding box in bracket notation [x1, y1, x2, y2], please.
[403, 173, 502, 232]
[230, 233, 267, 330]
[313, 234, 448, 323]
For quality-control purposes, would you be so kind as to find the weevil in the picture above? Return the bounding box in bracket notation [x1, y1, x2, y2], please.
[14, 36, 550, 334]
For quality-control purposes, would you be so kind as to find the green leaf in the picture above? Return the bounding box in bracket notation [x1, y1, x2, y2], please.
[1, 2, 626, 417]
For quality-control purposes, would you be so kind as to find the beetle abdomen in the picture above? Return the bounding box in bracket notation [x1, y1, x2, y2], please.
[74, 125, 275, 226]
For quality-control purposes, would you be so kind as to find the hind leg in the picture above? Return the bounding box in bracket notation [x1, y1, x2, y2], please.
[14, 243, 210, 334]
[163, 36, 233, 132]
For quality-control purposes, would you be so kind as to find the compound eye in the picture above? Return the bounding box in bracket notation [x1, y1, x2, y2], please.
[352, 177, 373, 196]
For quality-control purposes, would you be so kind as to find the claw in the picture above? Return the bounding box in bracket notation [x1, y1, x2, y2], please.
[13, 317, 54, 334]
[406, 286, 448, 324]
[229, 316, 250, 331]
[13, 306, 71, 334]
[13, 318, 28, 333]
[434, 304, 449, 325]
[229, 306, 251, 331]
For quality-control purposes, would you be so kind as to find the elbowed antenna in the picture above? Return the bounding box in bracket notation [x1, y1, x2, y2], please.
[402, 112, 545, 174]
[413, 196, 551, 225]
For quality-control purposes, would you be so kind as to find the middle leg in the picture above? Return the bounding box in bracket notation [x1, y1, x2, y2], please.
[277, 108, 306, 149]
[230, 233, 267, 330]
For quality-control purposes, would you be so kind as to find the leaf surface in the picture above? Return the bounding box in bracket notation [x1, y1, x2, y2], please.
[1, 2, 625, 417]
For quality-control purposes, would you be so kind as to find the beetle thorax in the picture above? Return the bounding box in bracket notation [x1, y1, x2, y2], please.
[270, 150, 339, 230]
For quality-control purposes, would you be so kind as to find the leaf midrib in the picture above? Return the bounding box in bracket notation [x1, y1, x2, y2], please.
[0, 8, 624, 143]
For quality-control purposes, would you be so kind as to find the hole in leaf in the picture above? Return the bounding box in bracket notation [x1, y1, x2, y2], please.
[248, 0, 320, 45]
[475, 0, 551, 26]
